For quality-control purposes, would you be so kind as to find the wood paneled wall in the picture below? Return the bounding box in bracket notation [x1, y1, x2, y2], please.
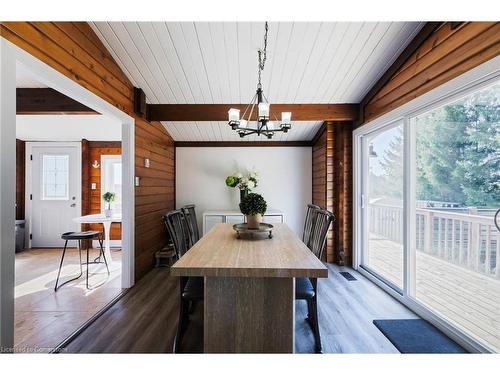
[311, 122, 353, 264]
[82, 141, 122, 240]
[1, 22, 175, 281]
[362, 22, 500, 123]
[15, 139, 25, 220]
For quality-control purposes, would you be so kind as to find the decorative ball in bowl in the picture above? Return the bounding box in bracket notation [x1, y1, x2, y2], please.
[239, 193, 267, 229]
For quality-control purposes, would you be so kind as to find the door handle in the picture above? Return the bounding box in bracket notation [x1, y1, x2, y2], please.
[70, 203, 76, 207]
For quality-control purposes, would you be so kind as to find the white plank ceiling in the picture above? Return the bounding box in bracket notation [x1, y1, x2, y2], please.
[90, 22, 423, 141]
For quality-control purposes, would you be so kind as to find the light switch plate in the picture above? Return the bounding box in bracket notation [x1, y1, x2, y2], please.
[135, 176, 140, 187]
[91, 183, 97, 190]
[144, 158, 150, 168]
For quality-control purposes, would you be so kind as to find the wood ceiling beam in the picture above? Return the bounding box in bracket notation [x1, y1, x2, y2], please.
[147, 103, 359, 122]
[16, 88, 97, 115]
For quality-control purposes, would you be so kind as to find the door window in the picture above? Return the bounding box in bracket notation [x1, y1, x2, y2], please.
[41, 154, 69, 200]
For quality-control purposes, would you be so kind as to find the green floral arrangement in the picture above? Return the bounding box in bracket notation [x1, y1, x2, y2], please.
[225, 170, 259, 190]
[239, 193, 267, 216]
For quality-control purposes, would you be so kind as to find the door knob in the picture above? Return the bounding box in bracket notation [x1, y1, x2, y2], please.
[70, 203, 76, 207]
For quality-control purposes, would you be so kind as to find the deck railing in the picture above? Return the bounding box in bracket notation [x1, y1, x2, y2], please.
[368, 203, 500, 278]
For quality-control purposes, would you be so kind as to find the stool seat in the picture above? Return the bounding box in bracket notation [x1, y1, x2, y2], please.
[61, 231, 102, 240]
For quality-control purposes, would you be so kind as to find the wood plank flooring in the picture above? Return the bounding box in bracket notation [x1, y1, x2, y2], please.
[64, 263, 417, 353]
[15, 248, 123, 352]
[367, 235, 500, 351]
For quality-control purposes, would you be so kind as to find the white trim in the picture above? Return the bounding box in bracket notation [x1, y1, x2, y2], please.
[25, 142, 82, 249]
[1, 36, 136, 348]
[353, 55, 500, 353]
[0, 36, 17, 351]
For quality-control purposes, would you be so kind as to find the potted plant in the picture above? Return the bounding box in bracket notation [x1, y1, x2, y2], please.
[239, 193, 267, 229]
[102, 192, 116, 218]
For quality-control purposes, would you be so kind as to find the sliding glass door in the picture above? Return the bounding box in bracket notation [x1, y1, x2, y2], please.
[357, 78, 500, 352]
[360, 122, 404, 290]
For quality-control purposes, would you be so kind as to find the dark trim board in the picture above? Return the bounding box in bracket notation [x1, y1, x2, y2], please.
[148, 103, 359, 122]
[16, 88, 98, 115]
[87, 141, 122, 148]
[174, 141, 312, 147]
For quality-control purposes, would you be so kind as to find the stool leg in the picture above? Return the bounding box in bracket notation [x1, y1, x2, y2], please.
[54, 240, 69, 291]
[86, 241, 90, 290]
[99, 234, 110, 275]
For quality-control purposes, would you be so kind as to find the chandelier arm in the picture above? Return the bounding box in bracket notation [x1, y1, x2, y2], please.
[240, 92, 258, 120]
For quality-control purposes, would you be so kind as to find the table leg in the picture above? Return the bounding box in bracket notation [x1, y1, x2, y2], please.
[102, 221, 116, 268]
[204, 277, 295, 353]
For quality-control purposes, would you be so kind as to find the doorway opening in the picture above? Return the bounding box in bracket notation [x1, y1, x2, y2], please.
[1, 38, 135, 352]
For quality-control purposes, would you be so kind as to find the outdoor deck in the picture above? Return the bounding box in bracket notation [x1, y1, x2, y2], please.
[368, 234, 500, 352]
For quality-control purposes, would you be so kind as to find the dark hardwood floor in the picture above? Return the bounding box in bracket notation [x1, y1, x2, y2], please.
[64, 264, 416, 353]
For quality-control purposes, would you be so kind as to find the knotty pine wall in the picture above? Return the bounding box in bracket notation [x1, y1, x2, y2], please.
[311, 122, 353, 265]
[1, 22, 175, 280]
[362, 22, 500, 123]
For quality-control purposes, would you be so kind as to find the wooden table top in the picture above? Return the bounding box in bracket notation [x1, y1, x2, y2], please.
[170, 223, 328, 278]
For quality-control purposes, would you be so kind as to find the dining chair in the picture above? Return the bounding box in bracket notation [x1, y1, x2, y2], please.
[163, 209, 204, 353]
[302, 204, 321, 248]
[181, 204, 200, 246]
[296, 208, 335, 353]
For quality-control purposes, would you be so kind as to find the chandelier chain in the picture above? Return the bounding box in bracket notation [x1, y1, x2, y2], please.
[257, 21, 268, 86]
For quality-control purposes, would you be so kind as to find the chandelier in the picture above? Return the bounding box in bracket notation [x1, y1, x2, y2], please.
[228, 22, 292, 139]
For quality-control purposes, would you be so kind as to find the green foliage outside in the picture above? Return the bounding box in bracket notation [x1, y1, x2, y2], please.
[373, 84, 499, 208]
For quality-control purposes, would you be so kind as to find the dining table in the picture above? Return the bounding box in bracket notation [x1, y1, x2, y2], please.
[72, 213, 122, 269]
[170, 222, 328, 353]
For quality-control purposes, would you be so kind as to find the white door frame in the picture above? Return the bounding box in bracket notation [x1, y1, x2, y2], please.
[25, 141, 82, 248]
[0, 37, 135, 350]
[353, 55, 500, 354]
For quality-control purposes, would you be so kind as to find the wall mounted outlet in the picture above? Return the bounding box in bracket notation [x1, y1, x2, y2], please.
[144, 158, 150, 168]
[91, 183, 97, 190]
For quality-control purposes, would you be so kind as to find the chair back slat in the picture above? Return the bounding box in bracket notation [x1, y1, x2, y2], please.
[181, 204, 200, 245]
[163, 210, 191, 259]
[309, 208, 335, 260]
[303, 204, 321, 248]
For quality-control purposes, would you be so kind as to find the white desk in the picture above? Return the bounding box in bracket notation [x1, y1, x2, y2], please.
[202, 210, 284, 235]
[73, 213, 121, 267]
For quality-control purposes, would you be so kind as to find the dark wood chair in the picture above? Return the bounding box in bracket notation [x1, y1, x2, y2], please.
[296, 207, 335, 353]
[163, 209, 203, 353]
[55, 230, 109, 291]
[181, 204, 200, 246]
[302, 204, 321, 248]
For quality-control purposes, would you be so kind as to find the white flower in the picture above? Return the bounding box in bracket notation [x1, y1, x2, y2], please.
[235, 172, 243, 179]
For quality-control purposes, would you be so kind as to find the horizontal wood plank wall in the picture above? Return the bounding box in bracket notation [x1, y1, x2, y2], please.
[363, 22, 500, 123]
[330, 122, 353, 266]
[1, 22, 175, 281]
[16, 139, 25, 220]
[311, 124, 333, 262]
[86, 142, 122, 240]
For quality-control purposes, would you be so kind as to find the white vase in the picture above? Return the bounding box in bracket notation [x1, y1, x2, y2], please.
[104, 209, 113, 218]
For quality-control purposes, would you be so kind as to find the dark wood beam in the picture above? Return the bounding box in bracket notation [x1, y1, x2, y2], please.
[356, 22, 442, 127]
[16, 88, 97, 115]
[148, 103, 358, 122]
[175, 141, 312, 147]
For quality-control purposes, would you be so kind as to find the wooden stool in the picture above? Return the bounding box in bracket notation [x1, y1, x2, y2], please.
[55, 231, 109, 291]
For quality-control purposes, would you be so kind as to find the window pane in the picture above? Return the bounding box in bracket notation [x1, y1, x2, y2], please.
[42, 154, 69, 200]
[413, 82, 500, 351]
[364, 123, 404, 289]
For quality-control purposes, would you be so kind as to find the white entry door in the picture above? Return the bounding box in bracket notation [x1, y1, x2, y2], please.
[27, 142, 81, 247]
